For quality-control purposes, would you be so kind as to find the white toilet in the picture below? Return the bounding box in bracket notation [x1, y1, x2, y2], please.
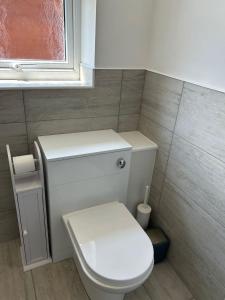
[38, 130, 158, 300]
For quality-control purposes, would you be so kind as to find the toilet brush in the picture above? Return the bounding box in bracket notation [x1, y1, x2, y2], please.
[136, 185, 152, 229]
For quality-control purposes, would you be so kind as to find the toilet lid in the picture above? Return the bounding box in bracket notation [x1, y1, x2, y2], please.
[67, 202, 154, 286]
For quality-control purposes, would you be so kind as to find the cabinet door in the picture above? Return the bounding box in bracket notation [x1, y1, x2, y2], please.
[17, 189, 48, 265]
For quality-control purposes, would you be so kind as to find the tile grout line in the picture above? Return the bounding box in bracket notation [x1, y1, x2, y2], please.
[164, 175, 225, 231]
[0, 120, 27, 125]
[142, 282, 153, 300]
[30, 270, 38, 300]
[173, 131, 225, 166]
[117, 70, 124, 131]
[154, 79, 199, 299]
[156, 80, 185, 215]
[137, 69, 147, 130]
[25, 114, 119, 124]
[21, 90, 30, 151]
[71, 261, 91, 300]
[140, 109, 174, 134]
[172, 81, 185, 136]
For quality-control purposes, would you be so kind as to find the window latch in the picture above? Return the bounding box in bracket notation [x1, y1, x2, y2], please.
[12, 63, 23, 72]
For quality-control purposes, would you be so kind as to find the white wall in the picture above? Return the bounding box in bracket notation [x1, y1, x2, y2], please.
[95, 0, 152, 69]
[147, 0, 225, 92]
[81, 0, 97, 68]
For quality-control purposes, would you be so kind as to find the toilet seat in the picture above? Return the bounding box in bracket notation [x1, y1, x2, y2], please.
[63, 202, 154, 292]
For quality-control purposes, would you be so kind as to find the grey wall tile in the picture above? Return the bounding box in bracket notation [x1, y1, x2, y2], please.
[175, 82, 225, 163]
[0, 123, 28, 171]
[120, 71, 145, 115]
[148, 187, 161, 222]
[0, 171, 14, 211]
[26, 117, 84, 141]
[118, 114, 140, 132]
[0, 210, 19, 242]
[24, 90, 88, 121]
[139, 116, 172, 159]
[159, 181, 225, 300]
[24, 69, 123, 122]
[141, 72, 183, 131]
[120, 81, 143, 115]
[94, 71, 122, 123]
[95, 69, 122, 82]
[139, 116, 172, 173]
[167, 225, 225, 300]
[24, 80, 121, 122]
[120, 101, 142, 116]
[86, 83, 120, 117]
[122, 70, 145, 81]
[27, 116, 118, 143]
[149, 168, 165, 214]
[0, 124, 26, 241]
[88, 116, 118, 131]
[85, 78, 121, 117]
[160, 181, 225, 289]
[0, 123, 28, 149]
[0, 91, 25, 123]
[151, 168, 165, 195]
[167, 135, 225, 228]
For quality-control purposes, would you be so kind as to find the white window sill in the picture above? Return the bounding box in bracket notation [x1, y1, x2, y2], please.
[0, 80, 94, 90]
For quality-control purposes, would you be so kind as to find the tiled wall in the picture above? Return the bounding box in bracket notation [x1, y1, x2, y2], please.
[139, 71, 225, 300]
[2, 67, 224, 300]
[0, 69, 145, 242]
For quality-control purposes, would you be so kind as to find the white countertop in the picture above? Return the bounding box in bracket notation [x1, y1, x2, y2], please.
[119, 131, 158, 152]
[38, 129, 132, 161]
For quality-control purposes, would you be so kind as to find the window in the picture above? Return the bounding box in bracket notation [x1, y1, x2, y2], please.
[0, 0, 79, 81]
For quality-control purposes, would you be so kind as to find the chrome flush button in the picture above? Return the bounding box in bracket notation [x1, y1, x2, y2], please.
[117, 158, 126, 169]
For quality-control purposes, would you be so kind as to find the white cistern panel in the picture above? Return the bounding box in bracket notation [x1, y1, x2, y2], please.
[119, 132, 158, 216]
[38, 130, 132, 262]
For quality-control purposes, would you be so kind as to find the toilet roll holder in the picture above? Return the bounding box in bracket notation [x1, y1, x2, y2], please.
[6, 142, 51, 271]
[6, 141, 46, 197]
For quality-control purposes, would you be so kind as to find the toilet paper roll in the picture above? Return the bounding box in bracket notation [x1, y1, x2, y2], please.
[137, 204, 151, 230]
[13, 154, 35, 174]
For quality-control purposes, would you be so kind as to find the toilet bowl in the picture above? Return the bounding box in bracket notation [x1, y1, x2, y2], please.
[63, 202, 154, 300]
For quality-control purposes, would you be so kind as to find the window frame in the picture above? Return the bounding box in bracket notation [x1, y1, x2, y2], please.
[0, 0, 80, 81]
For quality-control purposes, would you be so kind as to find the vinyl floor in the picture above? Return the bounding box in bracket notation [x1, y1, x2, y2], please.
[0, 239, 194, 300]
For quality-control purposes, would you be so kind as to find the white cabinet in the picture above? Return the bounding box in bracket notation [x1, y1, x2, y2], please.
[17, 189, 48, 265]
[7, 142, 51, 271]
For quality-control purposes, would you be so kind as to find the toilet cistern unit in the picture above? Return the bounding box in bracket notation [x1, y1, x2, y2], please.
[38, 130, 132, 262]
[38, 129, 157, 300]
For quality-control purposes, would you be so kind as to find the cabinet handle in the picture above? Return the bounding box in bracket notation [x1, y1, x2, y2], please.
[23, 229, 28, 236]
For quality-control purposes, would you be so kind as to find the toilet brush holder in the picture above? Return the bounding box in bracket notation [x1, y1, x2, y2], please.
[136, 185, 152, 229]
[137, 203, 151, 229]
